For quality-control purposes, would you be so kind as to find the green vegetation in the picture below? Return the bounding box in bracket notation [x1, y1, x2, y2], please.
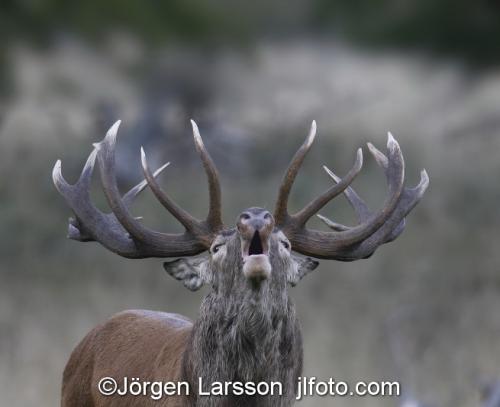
[313, 0, 500, 65]
[1, 0, 500, 63]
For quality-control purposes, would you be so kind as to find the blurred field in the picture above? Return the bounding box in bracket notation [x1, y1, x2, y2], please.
[1, 6, 500, 407]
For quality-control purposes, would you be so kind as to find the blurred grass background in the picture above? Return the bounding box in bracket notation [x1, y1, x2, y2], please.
[1, 1, 500, 406]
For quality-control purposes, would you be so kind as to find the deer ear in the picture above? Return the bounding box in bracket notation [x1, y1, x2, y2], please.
[163, 257, 211, 291]
[288, 256, 320, 286]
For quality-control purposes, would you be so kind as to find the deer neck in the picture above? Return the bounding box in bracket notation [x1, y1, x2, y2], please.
[182, 283, 303, 406]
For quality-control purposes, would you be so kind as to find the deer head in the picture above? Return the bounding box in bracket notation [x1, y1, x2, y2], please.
[53, 120, 428, 294]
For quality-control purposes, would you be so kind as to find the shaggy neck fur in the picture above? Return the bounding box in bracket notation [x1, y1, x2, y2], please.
[181, 240, 303, 407]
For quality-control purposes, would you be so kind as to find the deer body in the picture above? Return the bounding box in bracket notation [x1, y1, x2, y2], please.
[63, 235, 304, 407]
[54, 120, 428, 406]
[62, 311, 191, 406]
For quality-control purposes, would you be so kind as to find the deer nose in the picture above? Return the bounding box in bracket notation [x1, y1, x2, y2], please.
[237, 209, 274, 240]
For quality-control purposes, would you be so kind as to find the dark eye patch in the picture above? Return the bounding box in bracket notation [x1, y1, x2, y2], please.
[281, 240, 290, 250]
[212, 243, 224, 253]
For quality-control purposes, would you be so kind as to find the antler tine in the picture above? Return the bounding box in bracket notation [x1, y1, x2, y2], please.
[53, 149, 97, 242]
[318, 163, 406, 243]
[316, 214, 350, 231]
[335, 168, 429, 260]
[53, 147, 141, 256]
[140, 121, 223, 240]
[141, 148, 202, 233]
[274, 120, 317, 225]
[94, 121, 155, 242]
[292, 148, 363, 227]
[123, 162, 170, 207]
[322, 165, 371, 222]
[190, 120, 224, 231]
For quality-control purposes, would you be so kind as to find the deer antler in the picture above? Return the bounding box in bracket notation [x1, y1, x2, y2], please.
[52, 120, 223, 258]
[274, 122, 429, 261]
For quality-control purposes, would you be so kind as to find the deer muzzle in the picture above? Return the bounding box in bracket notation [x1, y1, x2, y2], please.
[237, 209, 274, 281]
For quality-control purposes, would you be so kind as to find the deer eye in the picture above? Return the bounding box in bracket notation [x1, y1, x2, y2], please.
[281, 240, 290, 250]
[211, 243, 224, 254]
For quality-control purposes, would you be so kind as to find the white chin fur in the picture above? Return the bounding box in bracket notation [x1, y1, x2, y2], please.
[243, 254, 271, 280]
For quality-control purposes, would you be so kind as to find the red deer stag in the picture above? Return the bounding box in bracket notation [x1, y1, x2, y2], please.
[53, 120, 428, 406]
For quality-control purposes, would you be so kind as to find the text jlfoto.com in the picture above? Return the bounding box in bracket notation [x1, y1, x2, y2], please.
[97, 376, 401, 400]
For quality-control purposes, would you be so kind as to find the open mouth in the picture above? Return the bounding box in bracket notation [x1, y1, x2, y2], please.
[241, 231, 271, 281]
[243, 231, 269, 258]
[249, 231, 264, 255]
